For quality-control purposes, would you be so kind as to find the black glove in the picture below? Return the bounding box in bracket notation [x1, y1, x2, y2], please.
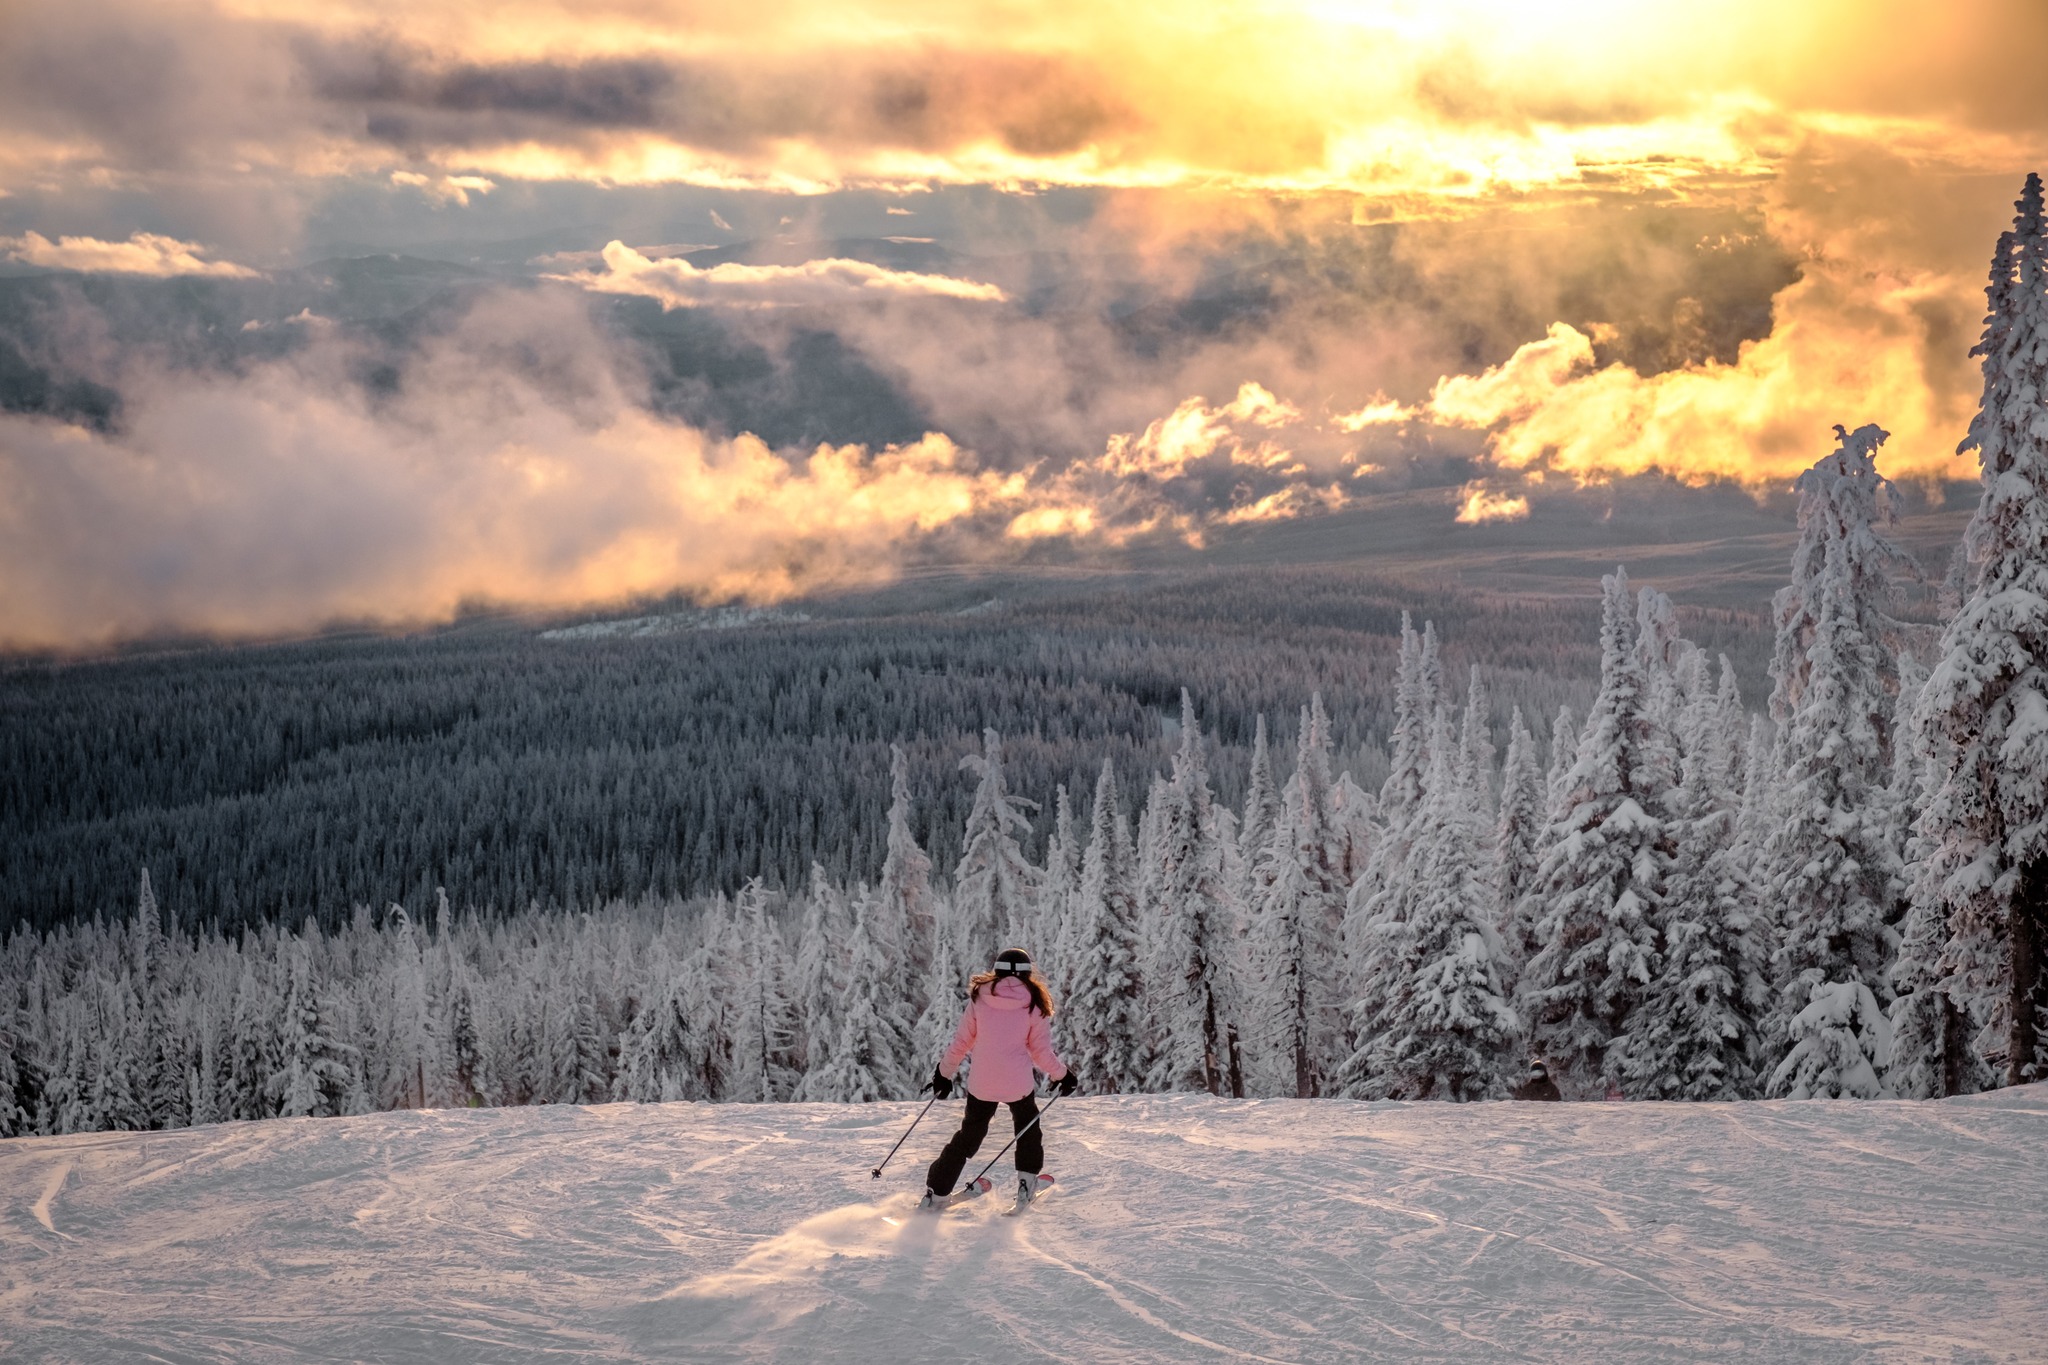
[1053, 1071, 1079, 1097]
[928, 1065, 954, 1099]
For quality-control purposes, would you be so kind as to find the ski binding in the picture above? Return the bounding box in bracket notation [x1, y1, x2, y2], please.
[1003, 1172, 1056, 1215]
[916, 1177, 994, 1212]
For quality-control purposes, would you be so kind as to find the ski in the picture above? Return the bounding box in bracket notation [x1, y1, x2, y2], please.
[1003, 1172, 1055, 1215]
[915, 1177, 993, 1213]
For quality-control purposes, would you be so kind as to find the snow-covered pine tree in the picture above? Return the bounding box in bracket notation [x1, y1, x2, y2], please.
[1493, 706, 1545, 982]
[1887, 656, 1999, 1097]
[674, 917, 728, 1100]
[953, 729, 1042, 964]
[1039, 785, 1080, 975]
[45, 999, 95, 1134]
[444, 953, 484, 1107]
[1236, 715, 1282, 912]
[615, 942, 697, 1102]
[563, 964, 610, 1104]
[1059, 759, 1145, 1094]
[791, 868, 850, 1099]
[807, 888, 915, 1102]
[1620, 668, 1767, 1100]
[1419, 620, 1444, 722]
[909, 927, 965, 1090]
[1916, 172, 2048, 1087]
[1519, 569, 1667, 1097]
[1631, 587, 1685, 816]
[0, 1015, 26, 1138]
[227, 957, 272, 1121]
[724, 880, 799, 1103]
[1252, 696, 1347, 1096]
[877, 743, 939, 1001]
[1143, 692, 1234, 1094]
[270, 927, 358, 1119]
[1458, 666, 1496, 818]
[1761, 424, 1912, 1097]
[382, 906, 436, 1109]
[1711, 657, 1750, 808]
[1344, 710, 1437, 1095]
[1349, 649, 1450, 1086]
[1771, 982, 1895, 1100]
[1380, 613, 1430, 819]
[1543, 703, 1580, 820]
[1342, 708, 1517, 1100]
[130, 868, 184, 1131]
[1327, 772, 1379, 889]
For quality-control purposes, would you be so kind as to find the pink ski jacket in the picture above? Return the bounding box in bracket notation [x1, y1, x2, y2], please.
[940, 977, 1068, 1102]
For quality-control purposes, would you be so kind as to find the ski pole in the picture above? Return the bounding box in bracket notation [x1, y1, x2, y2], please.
[871, 1094, 940, 1179]
[968, 1093, 1060, 1188]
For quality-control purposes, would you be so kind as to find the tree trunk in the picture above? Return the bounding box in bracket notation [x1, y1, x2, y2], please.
[1294, 977, 1315, 1099]
[2008, 857, 2048, 1088]
[1201, 993, 1221, 1096]
[1940, 990, 1968, 1098]
[1226, 1022, 1244, 1099]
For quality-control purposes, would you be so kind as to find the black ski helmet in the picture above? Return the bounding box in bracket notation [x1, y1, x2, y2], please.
[991, 947, 1034, 979]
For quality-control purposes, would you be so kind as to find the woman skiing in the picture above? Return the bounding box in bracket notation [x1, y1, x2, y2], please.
[922, 947, 1078, 1210]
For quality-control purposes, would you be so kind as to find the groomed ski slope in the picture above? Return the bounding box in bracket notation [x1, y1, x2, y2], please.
[3, 1089, 2044, 1363]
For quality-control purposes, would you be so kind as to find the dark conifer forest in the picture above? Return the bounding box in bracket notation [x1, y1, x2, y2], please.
[5, 568, 1716, 932]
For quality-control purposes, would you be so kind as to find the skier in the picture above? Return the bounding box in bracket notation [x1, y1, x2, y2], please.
[1512, 1058, 1562, 1101]
[921, 947, 1078, 1211]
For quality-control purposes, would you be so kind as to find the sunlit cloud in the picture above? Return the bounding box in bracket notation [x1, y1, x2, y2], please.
[0, 313, 1026, 650]
[1097, 383, 1300, 480]
[0, 231, 258, 277]
[555, 240, 1007, 308]
[389, 170, 496, 205]
[1423, 322, 1595, 428]
[1453, 481, 1531, 525]
[0, 288, 1378, 648]
[1409, 256, 1974, 488]
[1334, 396, 1409, 431]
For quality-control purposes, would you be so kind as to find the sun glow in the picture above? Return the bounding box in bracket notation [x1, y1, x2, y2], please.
[58, 0, 2016, 205]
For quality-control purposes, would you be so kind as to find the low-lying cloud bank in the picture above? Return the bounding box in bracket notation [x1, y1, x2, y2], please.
[557, 241, 1007, 308]
[0, 231, 258, 278]
[0, 292, 1384, 651]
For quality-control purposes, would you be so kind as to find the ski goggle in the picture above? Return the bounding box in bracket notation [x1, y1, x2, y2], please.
[992, 960, 1033, 978]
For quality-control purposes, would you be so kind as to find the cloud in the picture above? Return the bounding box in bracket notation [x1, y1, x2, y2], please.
[1096, 384, 1301, 481]
[556, 240, 1007, 308]
[0, 231, 258, 277]
[1006, 381, 1367, 548]
[1453, 481, 1531, 525]
[0, 289, 1384, 649]
[1423, 322, 1594, 427]
[0, 294, 1029, 649]
[390, 170, 496, 205]
[5, 0, 2040, 207]
[1409, 256, 1978, 489]
[1333, 395, 1409, 431]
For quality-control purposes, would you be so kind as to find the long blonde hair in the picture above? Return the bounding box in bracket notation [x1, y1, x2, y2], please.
[969, 970, 1056, 1017]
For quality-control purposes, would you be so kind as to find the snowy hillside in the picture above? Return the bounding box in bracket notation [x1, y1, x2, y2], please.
[5, 1090, 2045, 1363]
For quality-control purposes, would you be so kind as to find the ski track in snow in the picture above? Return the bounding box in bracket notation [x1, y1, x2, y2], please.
[1, 1089, 2044, 1363]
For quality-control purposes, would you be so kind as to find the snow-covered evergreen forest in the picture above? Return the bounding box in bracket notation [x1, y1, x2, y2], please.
[5, 176, 2048, 1136]
[8, 575, 1674, 929]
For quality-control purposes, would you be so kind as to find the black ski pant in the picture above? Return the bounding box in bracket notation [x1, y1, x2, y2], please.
[925, 1094, 1041, 1193]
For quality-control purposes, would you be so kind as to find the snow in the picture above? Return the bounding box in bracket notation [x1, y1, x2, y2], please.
[5, 1090, 2046, 1362]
